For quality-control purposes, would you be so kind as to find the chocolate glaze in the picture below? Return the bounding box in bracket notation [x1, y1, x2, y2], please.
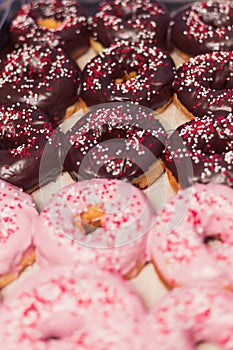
[0, 102, 64, 191]
[64, 103, 167, 186]
[10, 0, 89, 58]
[89, 0, 170, 50]
[0, 45, 81, 122]
[171, 1, 233, 57]
[173, 51, 233, 118]
[162, 110, 233, 188]
[80, 41, 176, 110]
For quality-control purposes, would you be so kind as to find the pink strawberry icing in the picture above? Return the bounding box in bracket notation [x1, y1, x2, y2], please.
[35, 178, 156, 277]
[0, 180, 38, 276]
[148, 183, 233, 288]
[144, 286, 233, 349]
[0, 265, 146, 349]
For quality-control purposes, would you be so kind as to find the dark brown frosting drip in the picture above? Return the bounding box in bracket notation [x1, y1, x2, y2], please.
[173, 51, 233, 118]
[64, 103, 167, 186]
[89, 0, 170, 50]
[10, 0, 89, 57]
[80, 41, 175, 110]
[0, 45, 81, 121]
[0, 102, 64, 191]
[162, 110, 233, 188]
[171, 1, 233, 57]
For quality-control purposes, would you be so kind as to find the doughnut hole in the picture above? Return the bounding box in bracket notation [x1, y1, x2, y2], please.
[37, 18, 63, 30]
[203, 234, 223, 248]
[196, 341, 221, 350]
[210, 66, 232, 91]
[199, 62, 233, 91]
[115, 71, 137, 84]
[73, 204, 105, 235]
[38, 312, 84, 342]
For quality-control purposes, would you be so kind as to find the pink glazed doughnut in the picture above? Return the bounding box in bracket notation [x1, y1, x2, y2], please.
[35, 178, 156, 278]
[0, 265, 146, 349]
[144, 286, 233, 350]
[0, 179, 38, 288]
[148, 183, 233, 289]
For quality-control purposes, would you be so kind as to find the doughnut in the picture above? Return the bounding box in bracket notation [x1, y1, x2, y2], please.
[80, 41, 176, 112]
[148, 183, 233, 289]
[0, 179, 38, 289]
[64, 103, 167, 189]
[0, 44, 81, 122]
[35, 178, 156, 278]
[162, 110, 233, 192]
[0, 102, 64, 192]
[0, 265, 146, 348]
[173, 51, 233, 119]
[88, 0, 170, 53]
[170, 0, 233, 59]
[144, 286, 233, 349]
[10, 0, 89, 59]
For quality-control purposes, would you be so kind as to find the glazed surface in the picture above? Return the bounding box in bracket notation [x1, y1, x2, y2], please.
[0, 102, 64, 191]
[148, 183, 233, 288]
[0, 265, 146, 349]
[173, 51, 233, 118]
[64, 103, 167, 184]
[0, 179, 37, 276]
[10, 0, 89, 57]
[89, 0, 170, 49]
[171, 0, 233, 57]
[35, 178, 156, 277]
[0, 45, 81, 121]
[162, 110, 233, 188]
[145, 286, 233, 349]
[80, 41, 175, 109]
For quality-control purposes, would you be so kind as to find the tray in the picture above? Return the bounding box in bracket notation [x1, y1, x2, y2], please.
[0, 3, 219, 349]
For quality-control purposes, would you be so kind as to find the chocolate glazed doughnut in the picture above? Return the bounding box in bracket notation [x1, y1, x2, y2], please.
[173, 51, 233, 119]
[64, 103, 167, 189]
[10, 0, 89, 59]
[0, 102, 64, 192]
[80, 41, 176, 112]
[0, 45, 81, 122]
[162, 110, 233, 192]
[89, 0, 170, 53]
[170, 0, 233, 58]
